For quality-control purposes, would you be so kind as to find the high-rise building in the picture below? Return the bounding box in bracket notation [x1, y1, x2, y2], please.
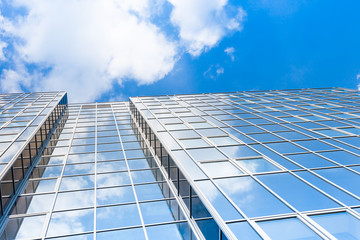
[0, 88, 359, 239]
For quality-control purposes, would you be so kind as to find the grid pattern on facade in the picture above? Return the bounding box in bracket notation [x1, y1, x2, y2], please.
[0, 92, 68, 222]
[0, 92, 67, 173]
[130, 105, 226, 240]
[1, 102, 197, 240]
[130, 88, 360, 239]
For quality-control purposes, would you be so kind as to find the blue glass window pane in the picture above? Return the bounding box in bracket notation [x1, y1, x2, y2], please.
[236, 158, 280, 173]
[257, 173, 340, 211]
[215, 176, 292, 218]
[295, 171, 360, 206]
[135, 183, 166, 201]
[2, 215, 46, 239]
[125, 149, 146, 159]
[96, 161, 127, 173]
[25, 179, 58, 194]
[96, 172, 130, 187]
[54, 190, 94, 210]
[251, 144, 301, 170]
[310, 212, 360, 239]
[294, 140, 336, 152]
[97, 227, 145, 240]
[180, 138, 210, 148]
[97, 151, 124, 161]
[97, 143, 122, 152]
[63, 163, 95, 176]
[219, 145, 260, 159]
[315, 129, 349, 137]
[208, 136, 240, 146]
[131, 170, 157, 184]
[235, 125, 264, 134]
[260, 124, 290, 132]
[59, 175, 95, 191]
[188, 148, 227, 162]
[222, 127, 255, 144]
[286, 153, 336, 168]
[47, 209, 94, 237]
[338, 136, 360, 148]
[197, 128, 227, 137]
[128, 158, 151, 170]
[318, 151, 360, 165]
[314, 168, 360, 197]
[96, 204, 141, 230]
[195, 180, 243, 221]
[248, 133, 283, 142]
[350, 165, 360, 174]
[67, 153, 95, 163]
[275, 131, 309, 140]
[11, 194, 54, 214]
[341, 127, 360, 135]
[171, 130, 200, 139]
[258, 217, 321, 240]
[140, 200, 183, 224]
[122, 141, 141, 149]
[33, 165, 63, 178]
[97, 186, 135, 205]
[322, 139, 360, 156]
[196, 219, 219, 240]
[171, 150, 207, 180]
[227, 221, 261, 240]
[147, 222, 192, 240]
[265, 142, 306, 154]
[201, 161, 243, 177]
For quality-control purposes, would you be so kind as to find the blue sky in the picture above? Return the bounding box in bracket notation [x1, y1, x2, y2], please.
[0, 0, 359, 103]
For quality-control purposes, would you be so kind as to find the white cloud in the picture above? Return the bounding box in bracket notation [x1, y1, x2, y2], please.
[1, 0, 178, 102]
[216, 67, 224, 75]
[0, 41, 7, 60]
[0, 0, 245, 102]
[224, 46, 235, 61]
[357, 74, 360, 91]
[168, 0, 246, 56]
[203, 64, 224, 79]
[0, 61, 35, 92]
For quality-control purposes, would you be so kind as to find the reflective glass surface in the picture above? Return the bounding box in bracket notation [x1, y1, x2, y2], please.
[310, 212, 360, 239]
[215, 176, 292, 217]
[258, 217, 321, 240]
[2, 88, 360, 240]
[236, 158, 280, 173]
[257, 173, 340, 211]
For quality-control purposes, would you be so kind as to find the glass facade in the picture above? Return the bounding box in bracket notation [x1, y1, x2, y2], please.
[0, 88, 360, 239]
[0, 92, 67, 223]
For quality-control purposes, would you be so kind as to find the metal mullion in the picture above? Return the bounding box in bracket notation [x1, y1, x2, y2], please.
[0, 186, 3, 215]
[303, 169, 360, 202]
[211, 94, 334, 141]
[93, 103, 98, 240]
[40, 107, 82, 239]
[111, 104, 149, 240]
[137, 93, 343, 240]
[20, 154, 25, 178]
[130, 111, 205, 240]
[247, 172, 343, 238]
[170, 110, 262, 177]
[10, 167, 15, 194]
[134, 99, 234, 239]
[296, 214, 338, 240]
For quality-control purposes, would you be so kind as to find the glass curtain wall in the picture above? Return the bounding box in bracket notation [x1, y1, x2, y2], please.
[0, 92, 67, 221]
[1, 102, 199, 240]
[130, 88, 360, 240]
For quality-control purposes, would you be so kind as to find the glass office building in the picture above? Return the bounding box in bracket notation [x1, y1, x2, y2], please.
[0, 88, 359, 239]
